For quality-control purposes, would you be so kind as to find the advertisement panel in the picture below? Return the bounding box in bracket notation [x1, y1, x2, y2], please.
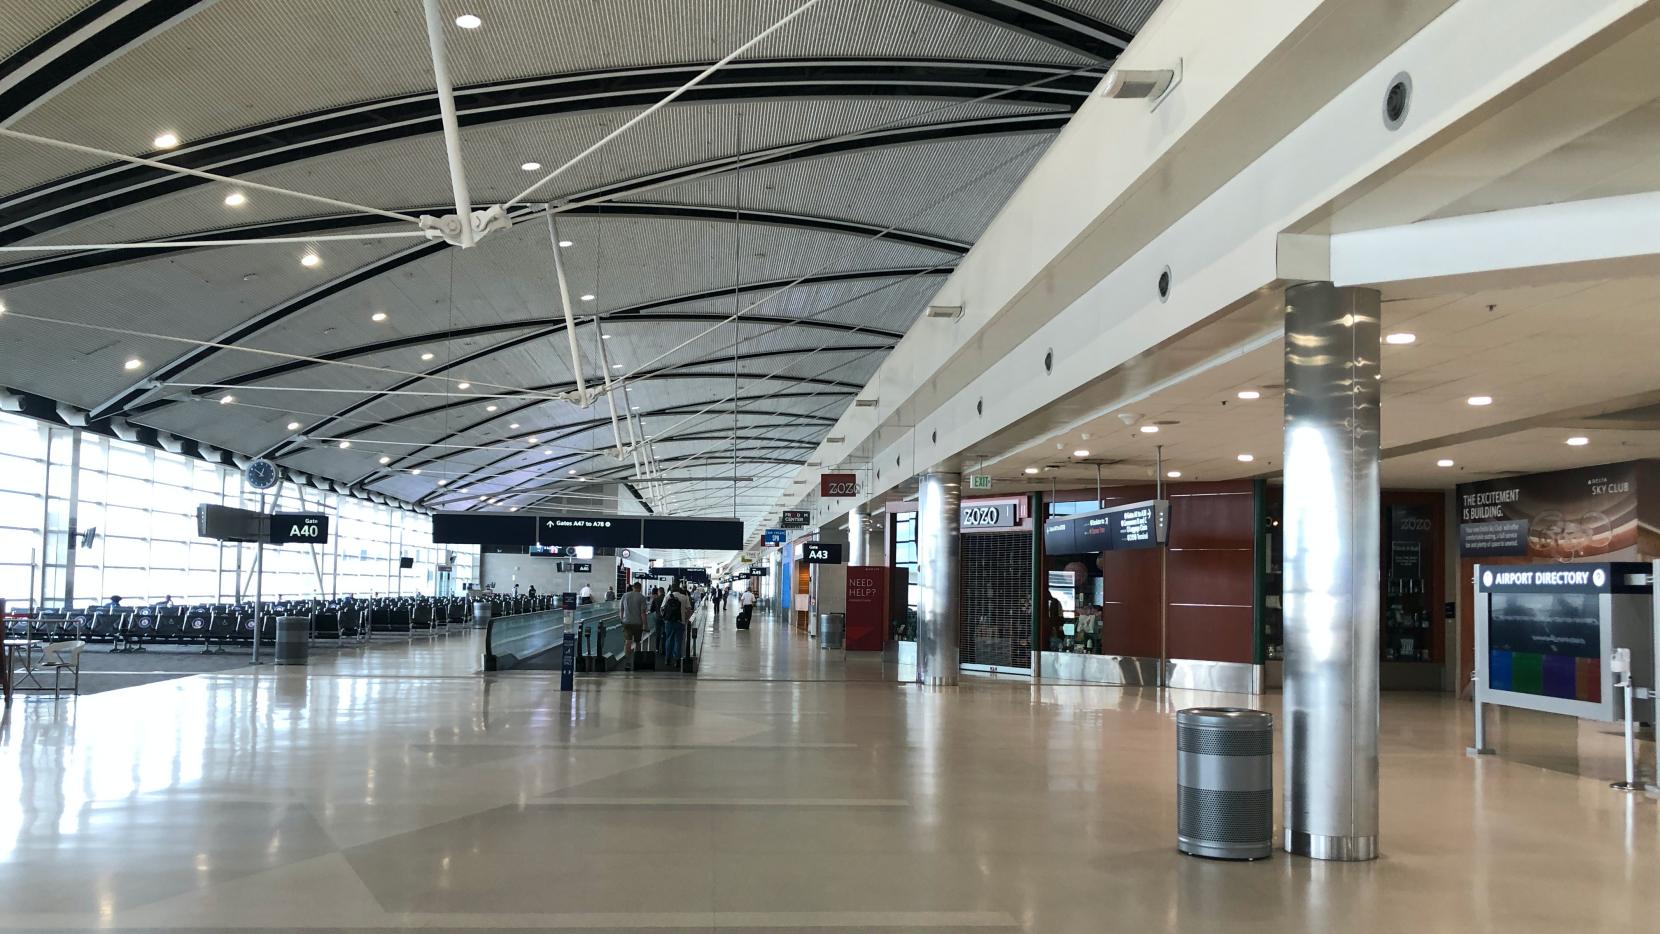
[820, 473, 859, 497]
[845, 566, 887, 651]
[1456, 462, 1643, 559]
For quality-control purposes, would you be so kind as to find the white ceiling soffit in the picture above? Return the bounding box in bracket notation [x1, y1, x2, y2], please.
[778, 0, 1653, 532]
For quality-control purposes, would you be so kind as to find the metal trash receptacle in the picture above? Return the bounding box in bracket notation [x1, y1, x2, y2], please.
[818, 613, 844, 649]
[274, 615, 309, 666]
[471, 600, 491, 629]
[1176, 707, 1273, 860]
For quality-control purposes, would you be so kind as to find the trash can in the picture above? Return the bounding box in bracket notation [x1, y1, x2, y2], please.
[274, 615, 309, 666]
[1176, 707, 1273, 860]
[818, 613, 845, 649]
[471, 600, 491, 629]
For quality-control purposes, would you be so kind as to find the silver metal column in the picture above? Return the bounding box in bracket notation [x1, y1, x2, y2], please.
[848, 505, 868, 566]
[916, 471, 961, 686]
[1282, 281, 1381, 861]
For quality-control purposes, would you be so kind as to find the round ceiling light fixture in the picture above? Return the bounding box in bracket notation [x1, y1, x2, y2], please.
[286, 421, 301, 431]
[1073, 449, 1089, 458]
[420, 352, 434, 361]
[1023, 467, 1040, 475]
[1467, 395, 1493, 406]
[1166, 470, 1182, 478]
[1141, 425, 1160, 433]
[456, 382, 470, 390]
[371, 311, 387, 322]
[153, 132, 180, 149]
[378, 456, 391, 465]
[1237, 453, 1255, 463]
[1436, 459, 1455, 467]
[300, 253, 320, 268]
[454, 13, 482, 29]
[520, 161, 541, 171]
[1566, 436, 1590, 447]
[337, 441, 350, 449]
[123, 357, 143, 370]
[1385, 332, 1417, 345]
[580, 294, 595, 302]
[223, 192, 246, 207]
[1237, 389, 1261, 400]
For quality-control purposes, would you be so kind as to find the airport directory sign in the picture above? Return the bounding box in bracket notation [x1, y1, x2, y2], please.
[1043, 500, 1168, 555]
[1474, 562, 1654, 722]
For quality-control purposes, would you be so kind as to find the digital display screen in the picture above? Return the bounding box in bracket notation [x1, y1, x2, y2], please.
[1488, 592, 1601, 702]
[433, 513, 536, 545]
[643, 517, 743, 550]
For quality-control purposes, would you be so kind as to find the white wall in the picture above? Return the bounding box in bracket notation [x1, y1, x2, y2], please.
[479, 552, 620, 598]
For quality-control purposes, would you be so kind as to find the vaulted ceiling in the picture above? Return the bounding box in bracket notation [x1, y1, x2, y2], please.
[0, 0, 1158, 535]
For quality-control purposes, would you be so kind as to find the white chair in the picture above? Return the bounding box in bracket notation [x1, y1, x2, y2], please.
[39, 640, 85, 697]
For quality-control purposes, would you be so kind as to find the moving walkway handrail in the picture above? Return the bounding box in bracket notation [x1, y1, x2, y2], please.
[484, 600, 619, 671]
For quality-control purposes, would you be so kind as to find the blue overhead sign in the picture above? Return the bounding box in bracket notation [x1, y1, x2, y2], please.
[763, 529, 787, 545]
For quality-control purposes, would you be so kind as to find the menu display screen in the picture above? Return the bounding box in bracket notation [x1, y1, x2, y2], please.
[1488, 592, 1601, 703]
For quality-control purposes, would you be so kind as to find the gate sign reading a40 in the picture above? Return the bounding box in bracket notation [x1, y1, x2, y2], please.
[269, 513, 330, 545]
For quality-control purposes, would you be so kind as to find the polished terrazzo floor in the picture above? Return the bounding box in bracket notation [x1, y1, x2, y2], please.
[0, 605, 1655, 932]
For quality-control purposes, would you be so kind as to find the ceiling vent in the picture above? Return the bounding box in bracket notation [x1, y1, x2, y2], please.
[1100, 60, 1181, 109]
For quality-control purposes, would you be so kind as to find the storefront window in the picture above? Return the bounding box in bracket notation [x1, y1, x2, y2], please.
[892, 513, 919, 640]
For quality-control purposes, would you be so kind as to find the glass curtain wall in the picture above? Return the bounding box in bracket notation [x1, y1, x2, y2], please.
[0, 410, 477, 611]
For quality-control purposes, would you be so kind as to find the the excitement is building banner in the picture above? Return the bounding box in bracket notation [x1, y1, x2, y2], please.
[1456, 460, 1660, 560]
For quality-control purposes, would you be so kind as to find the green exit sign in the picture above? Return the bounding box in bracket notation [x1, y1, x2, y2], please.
[968, 475, 993, 490]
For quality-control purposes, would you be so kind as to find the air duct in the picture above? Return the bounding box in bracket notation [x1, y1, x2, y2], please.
[54, 403, 89, 427]
[157, 432, 187, 454]
[108, 417, 140, 442]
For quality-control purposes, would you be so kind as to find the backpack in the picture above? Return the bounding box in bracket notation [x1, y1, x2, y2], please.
[661, 594, 682, 624]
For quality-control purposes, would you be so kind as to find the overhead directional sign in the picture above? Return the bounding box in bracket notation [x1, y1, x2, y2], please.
[537, 515, 642, 548]
[762, 529, 787, 545]
[781, 509, 811, 528]
[1043, 500, 1168, 555]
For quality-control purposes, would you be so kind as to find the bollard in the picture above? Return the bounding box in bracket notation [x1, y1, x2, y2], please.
[560, 631, 576, 692]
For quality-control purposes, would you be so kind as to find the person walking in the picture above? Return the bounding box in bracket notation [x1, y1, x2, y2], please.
[660, 585, 685, 665]
[605, 586, 616, 602]
[619, 583, 647, 671]
[578, 582, 593, 605]
[739, 587, 756, 628]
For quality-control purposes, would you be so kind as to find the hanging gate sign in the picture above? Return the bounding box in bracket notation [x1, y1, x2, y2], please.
[269, 513, 330, 544]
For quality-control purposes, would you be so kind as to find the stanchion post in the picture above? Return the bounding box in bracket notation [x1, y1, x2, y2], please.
[1466, 671, 1494, 757]
[1611, 648, 1638, 791]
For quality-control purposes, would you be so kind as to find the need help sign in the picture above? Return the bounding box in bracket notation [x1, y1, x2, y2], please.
[270, 513, 330, 545]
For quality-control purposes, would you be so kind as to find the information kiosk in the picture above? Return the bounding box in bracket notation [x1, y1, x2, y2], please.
[1470, 562, 1654, 771]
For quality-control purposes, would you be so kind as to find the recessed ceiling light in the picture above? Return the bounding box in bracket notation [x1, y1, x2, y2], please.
[509, 506, 518, 512]
[1237, 390, 1261, 400]
[123, 357, 143, 370]
[601, 333, 611, 340]
[1141, 425, 1159, 433]
[1023, 467, 1039, 475]
[1073, 449, 1089, 457]
[219, 395, 235, 405]
[568, 468, 578, 475]
[611, 363, 623, 369]
[1436, 459, 1455, 468]
[223, 192, 246, 207]
[1166, 470, 1182, 478]
[412, 469, 422, 475]
[520, 161, 541, 171]
[337, 440, 350, 449]
[1385, 332, 1417, 345]
[456, 382, 470, 390]
[286, 421, 301, 430]
[1566, 436, 1590, 446]
[437, 479, 448, 486]
[526, 436, 539, 443]
[542, 449, 552, 455]
[421, 352, 434, 361]
[1467, 395, 1492, 406]
[153, 132, 180, 149]
[485, 404, 498, 412]
[300, 253, 320, 268]
[462, 487, 473, 493]
[631, 405, 640, 410]
[558, 240, 573, 248]
[580, 294, 595, 302]
[378, 456, 391, 464]
[371, 312, 387, 322]
[508, 422, 519, 428]
[454, 13, 481, 28]
[1237, 453, 1255, 462]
